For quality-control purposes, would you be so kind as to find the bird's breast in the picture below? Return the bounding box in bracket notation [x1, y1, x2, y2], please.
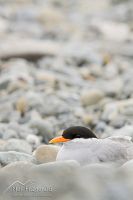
[56, 140, 100, 165]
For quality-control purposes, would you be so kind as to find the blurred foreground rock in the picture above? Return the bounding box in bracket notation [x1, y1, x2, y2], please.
[0, 160, 133, 200]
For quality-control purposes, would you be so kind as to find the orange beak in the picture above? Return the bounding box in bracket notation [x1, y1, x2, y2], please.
[49, 136, 70, 144]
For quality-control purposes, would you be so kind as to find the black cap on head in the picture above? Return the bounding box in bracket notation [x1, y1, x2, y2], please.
[62, 126, 97, 140]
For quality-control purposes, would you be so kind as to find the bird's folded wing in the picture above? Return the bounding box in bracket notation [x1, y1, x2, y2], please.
[89, 138, 129, 164]
[108, 136, 132, 145]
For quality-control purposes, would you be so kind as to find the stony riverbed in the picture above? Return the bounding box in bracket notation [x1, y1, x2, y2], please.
[0, 0, 133, 199]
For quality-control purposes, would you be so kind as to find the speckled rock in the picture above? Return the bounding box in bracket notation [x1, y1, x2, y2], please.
[0, 59, 33, 88]
[102, 98, 133, 123]
[29, 118, 55, 143]
[0, 124, 18, 139]
[26, 134, 40, 149]
[41, 94, 70, 116]
[7, 122, 35, 139]
[81, 89, 105, 106]
[0, 151, 35, 167]
[0, 139, 32, 154]
[112, 125, 133, 139]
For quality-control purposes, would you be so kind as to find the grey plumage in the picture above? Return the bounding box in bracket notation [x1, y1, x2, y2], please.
[56, 136, 133, 165]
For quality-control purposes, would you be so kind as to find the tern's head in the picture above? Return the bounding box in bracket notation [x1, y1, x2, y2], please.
[49, 126, 97, 144]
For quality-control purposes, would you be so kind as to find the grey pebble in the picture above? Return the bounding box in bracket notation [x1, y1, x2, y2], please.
[0, 151, 35, 167]
[0, 139, 32, 154]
